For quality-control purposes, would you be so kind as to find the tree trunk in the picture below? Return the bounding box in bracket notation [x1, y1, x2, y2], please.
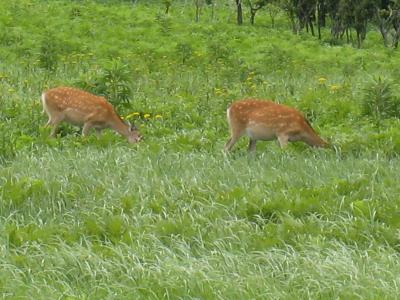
[318, 0, 326, 27]
[393, 14, 400, 48]
[309, 19, 315, 36]
[236, 0, 243, 25]
[357, 31, 361, 48]
[316, 1, 321, 39]
[317, 23, 321, 39]
[379, 24, 389, 47]
[196, 4, 200, 22]
[250, 9, 256, 25]
[393, 27, 400, 48]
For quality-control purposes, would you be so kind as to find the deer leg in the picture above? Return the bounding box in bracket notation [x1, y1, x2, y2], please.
[224, 135, 240, 152]
[248, 139, 257, 152]
[45, 114, 57, 127]
[47, 116, 63, 137]
[277, 135, 289, 148]
[82, 122, 94, 137]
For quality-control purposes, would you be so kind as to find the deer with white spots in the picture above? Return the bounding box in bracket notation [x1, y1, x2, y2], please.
[224, 99, 329, 152]
[41, 86, 141, 143]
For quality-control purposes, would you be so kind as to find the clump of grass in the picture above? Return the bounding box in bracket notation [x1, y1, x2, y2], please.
[361, 76, 400, 127]
[38, 31, 59, 72]
[75, 58, 133, 107]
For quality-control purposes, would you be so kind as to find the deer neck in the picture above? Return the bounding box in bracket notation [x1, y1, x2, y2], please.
[110, 116, 130, 138]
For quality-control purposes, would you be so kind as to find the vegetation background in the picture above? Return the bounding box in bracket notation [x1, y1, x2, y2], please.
[1, 0, 400, 298]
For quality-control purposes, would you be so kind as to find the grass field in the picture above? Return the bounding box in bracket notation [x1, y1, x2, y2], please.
[1, 1, 400, 299]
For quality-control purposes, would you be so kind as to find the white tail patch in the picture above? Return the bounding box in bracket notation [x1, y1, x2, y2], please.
[41, 93, 47, 114]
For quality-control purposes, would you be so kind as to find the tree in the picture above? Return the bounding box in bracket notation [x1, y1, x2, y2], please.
[296, 0, 317, 36]
[266, 2, 280, 27]
[353, 0, 375, 47]
[316, 0, 327, 39]
[375, 0, 400, 48]
[163, 0, 172, 14]
[246, 0, 269, 25]
[194, 0, 205, 22]
[279, 0, 300, 33]
[235, 0, 243, 25]
[325, 0, 374, 46]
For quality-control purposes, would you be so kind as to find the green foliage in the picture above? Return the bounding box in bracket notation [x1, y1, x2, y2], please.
[1, 1, 400, 299]
[38, 31, 59, 71]
[361, 76, 400, 125]
[207, 40, 230, 62]
[155, 12, 172, 34]
[76, 58, 133, 107]
[176, 42, 193, 64]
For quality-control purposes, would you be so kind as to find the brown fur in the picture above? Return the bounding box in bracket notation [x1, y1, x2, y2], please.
[224, 99, 329, 152]
[42, 86, 141, 143]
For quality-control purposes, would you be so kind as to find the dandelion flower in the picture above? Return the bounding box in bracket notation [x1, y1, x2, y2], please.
[329, 84, 340, 92]
[144, 113, 151, 119]
[125, 112, 140, 119]
[155, 114, 162, 119]
[318, 77, 327, 84]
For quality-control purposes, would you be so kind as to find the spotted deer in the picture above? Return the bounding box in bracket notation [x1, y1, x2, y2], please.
[224, 99, 329, 152]
[41, 86, 141, 143]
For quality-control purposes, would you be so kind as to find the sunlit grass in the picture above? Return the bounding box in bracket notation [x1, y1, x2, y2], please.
[1, 0, 400, 298]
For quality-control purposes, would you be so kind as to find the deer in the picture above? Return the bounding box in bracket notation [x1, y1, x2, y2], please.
[41, 86, 141, 143]
[224, 99, 329, 153]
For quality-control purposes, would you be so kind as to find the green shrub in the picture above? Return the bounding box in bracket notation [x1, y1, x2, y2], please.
[76, 58, 133, 107]
[361, 76, 400, 126]
[38, 32, 59, 71]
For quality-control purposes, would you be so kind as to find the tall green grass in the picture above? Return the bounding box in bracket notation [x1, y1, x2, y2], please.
[1, 0, 400, 298]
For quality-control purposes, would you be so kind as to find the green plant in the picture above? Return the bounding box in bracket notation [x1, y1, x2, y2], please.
[155, 12, 172, 34]
[38, 31, 59, 71]
[176, 42, 193, 64]
[76, 58, 133, 107]
[361, 76, 400, 127]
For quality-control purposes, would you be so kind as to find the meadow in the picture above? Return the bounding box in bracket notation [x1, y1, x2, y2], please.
[1, 0, 400, 299]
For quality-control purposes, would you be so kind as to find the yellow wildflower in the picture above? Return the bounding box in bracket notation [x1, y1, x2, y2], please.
[155, 114, 162, 119]
[125, 112, 140, 119]
[318, 77, 327, 84]
[329, 84, 340, 92]
[144, 113, 151, 119]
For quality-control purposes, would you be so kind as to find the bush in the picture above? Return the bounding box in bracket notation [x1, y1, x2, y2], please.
[38, 32, 59, 71]
[76, 58, 133, 107]
[361, 76, 400, 127]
